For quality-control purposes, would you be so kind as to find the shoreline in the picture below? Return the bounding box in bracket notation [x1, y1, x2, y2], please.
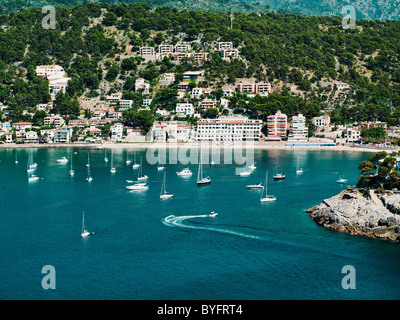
[0, 141, 393, 153]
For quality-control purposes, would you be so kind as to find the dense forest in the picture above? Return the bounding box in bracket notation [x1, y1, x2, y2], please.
[1, 2, 400, 126]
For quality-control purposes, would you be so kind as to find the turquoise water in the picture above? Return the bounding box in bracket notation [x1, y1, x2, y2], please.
[0, 148, 399, 300]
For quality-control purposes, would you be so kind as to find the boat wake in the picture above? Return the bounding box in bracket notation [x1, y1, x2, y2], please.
[162, 215, 265, 241]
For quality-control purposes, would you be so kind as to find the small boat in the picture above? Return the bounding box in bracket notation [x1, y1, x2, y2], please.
[177, 168, 192, 177]
[209, 211, 218, 217]
[132, 151, 139, 169]
[337, 177, 348, 184]
[197, 150, 211, 186]
[246, 183, 264, 189]
[28, 174, 39, 183]
[260, 171, 276, 202]
[127, 182, 149, 191]
[273, 159, 285, 180]
[86, 153, 93, 182]
[137, 157, 148, 180]
[69, 154, 74, 177]
[126, 150, 131, 165]
[104, 149, 108, 163]
[110, 150, 116, 173]
[239, 170, 252, 176]
[81, 212, 92, 238]
[249, 163, 256, 170]
[160, 171, 173, 199]
[57, 156, 68, 163]
[15, 151, 18, 164]
[296, 157, 303, 174]
[157, 165, 165, 171]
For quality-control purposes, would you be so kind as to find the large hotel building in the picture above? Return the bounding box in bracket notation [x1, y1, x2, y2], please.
[196, 117, 262, 142]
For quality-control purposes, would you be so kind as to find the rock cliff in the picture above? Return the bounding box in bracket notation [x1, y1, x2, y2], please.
[306, 189, 400, 242]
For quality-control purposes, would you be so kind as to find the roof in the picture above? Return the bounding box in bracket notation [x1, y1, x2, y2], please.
[13, 122, 32, 125]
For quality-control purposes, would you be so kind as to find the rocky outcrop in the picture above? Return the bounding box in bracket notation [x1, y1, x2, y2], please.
[306, 189, 400, 242]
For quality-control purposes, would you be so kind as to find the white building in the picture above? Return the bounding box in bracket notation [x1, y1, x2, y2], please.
[196, 117, 262, 142]
[175, 103, 194, 116]
[191, 88, 203, 99]
[135, 78, 150, 94]
[111, 123, 124, 142]
[288, 114, 308, 141]
[36, 65, 70, 100]
[344, 127, 361, 143]
[119, 100, 133, 111]
[54, 128, 72, 143]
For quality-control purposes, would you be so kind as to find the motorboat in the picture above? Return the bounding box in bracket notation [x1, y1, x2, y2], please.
[246, 183, 264, 189]
[176, 168, 192, 177]
[57, 156, 68, 163]
[209, 211, 218, 217]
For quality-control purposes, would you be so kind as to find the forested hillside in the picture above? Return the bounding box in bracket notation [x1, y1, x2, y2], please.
[1, 2, 400, 126]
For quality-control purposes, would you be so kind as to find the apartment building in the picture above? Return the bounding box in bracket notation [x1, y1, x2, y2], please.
[175, 103, 194, 116]
[44, 116, 65, 127]
[216, 42, 233, 50]
[235, 81, 272, 95]
[221, 49, 239, 59]
[140, 47, 155, 56]
[174, 44, 191, 52]
[196, 117, 262, 142]
[267, 110, 288, 139]
[288, 114, 308, 141]
[54, 128, 72, 143]
[199, 99, 216, 110]
[343, 127, 361, 143]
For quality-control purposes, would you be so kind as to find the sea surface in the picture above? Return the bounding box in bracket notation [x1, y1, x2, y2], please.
[0, 147, 399, 300]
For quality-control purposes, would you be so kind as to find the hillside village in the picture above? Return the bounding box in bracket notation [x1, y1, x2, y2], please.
[1, 4, 400, 147]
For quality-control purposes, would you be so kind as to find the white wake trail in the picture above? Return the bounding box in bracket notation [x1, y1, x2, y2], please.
[162, 215, 264, 240]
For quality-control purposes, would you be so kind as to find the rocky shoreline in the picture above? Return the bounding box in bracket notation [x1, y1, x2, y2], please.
[306, 188, 400, 242]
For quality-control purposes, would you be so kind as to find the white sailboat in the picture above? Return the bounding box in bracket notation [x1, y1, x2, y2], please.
[125, 150, 131, 165]
[110, 150, 116, 173]
[27, 149, 37, 173]
[28, 174, 39, 182]
[104, 149, 108, 163]
[296, 157, 303, 174]
[260, 171, 276, 202]
[137, 157, 148, 181]
[197, 150, 211, 186]
[132, 151, 140, 169]
[81, 211, 92, 238]
[86, 153, 93, 182]
[69, 154, 74, 177]
[160, 171, 174, 199]
[273, 159, 285, 180]
[15, 151, 18, 164]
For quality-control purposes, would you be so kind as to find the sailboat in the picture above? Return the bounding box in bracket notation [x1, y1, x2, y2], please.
[86, 153, 93, 182]
[296, 157, 303, 174]
[125, 150, 131, 165]
[273, 159, 285, 180]
[69, 153, 74, 177]
[160, 171, 173, 199]
[197, 150, 211, 186]
[104, 149, 108, 163]
[27, 149, 36, 173]
[81, 211, 92, 238]
[260, 171, 276, 202]
[28, 174, 39, 182]
[15, 151, 18, 164]
[132, 151, 140, 169]
[137, 157, 148, 181]
[110, 150, 116, 173]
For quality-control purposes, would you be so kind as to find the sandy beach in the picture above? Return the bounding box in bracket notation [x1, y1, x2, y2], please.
[0, 140, 395, 154]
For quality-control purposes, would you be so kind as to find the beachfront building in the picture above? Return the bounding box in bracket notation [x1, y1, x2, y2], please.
[54, 128, 72, 143]
[288, 114, 308, 141]
[111, 123, 124, 142]
[25, 131, 39, 143]
[152, 121, 191, 142]
[13, 122, 32, 132]
[344, 127, 361, 143]
[2, 131, 13, 143]
[267, 111, 288, 140]
[196, 117, 262, 142]
[312, 114, 331, 132]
